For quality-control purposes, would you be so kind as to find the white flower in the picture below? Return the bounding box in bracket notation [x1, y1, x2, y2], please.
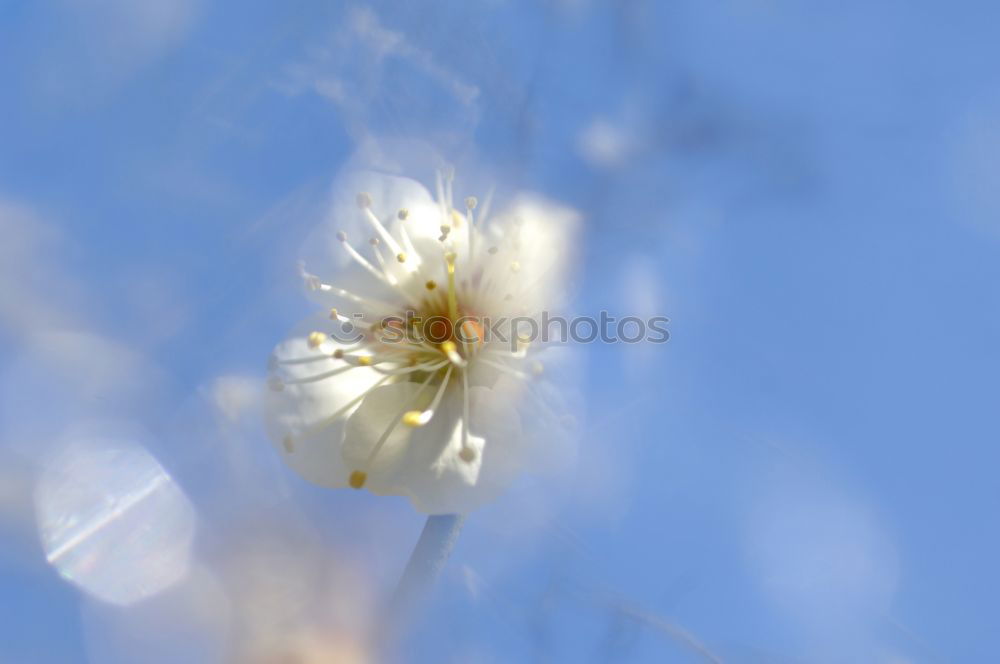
[266, 169, 579, 514]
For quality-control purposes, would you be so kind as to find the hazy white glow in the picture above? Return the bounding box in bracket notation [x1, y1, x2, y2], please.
[34, 437, 196, 606]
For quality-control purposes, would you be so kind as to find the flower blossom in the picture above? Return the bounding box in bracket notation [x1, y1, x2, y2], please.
[266, 169, 578, 514]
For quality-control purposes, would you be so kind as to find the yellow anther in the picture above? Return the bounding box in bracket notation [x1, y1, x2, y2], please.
[465, 196, 478, 210]
[445, 251, 456, 265]
[459, 446, 477, 462]
[510, 261, 521, 273]
[328, 307, 339, 320]
[441, 340, 457, 354]
[358, 355, 373, 366]
[425, 280, 437, 290]
[348, 470, 367, 489]
[396, 252, 407, 263]
[333, 348, 344, 359]
[398, 208, 409, 220]
[282, 435, 295, 453]
[402, 410, 424, 427]
[440, 224, 451, 235]
[307, 331, 326, 348]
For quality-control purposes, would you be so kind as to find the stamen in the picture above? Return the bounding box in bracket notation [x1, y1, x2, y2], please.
[477, 186, 495, 229]
[443, 165, 455, 214]
[369, 237, 395, 282]
[275, 344, 361, 366]
[357, 192, 406, 257]
[349, 470, 366, 489]
[280, 364, 355, 385]
[355, 370, 441, 484]
[440, 340, 466, 367]
[307, 331, 326, 349]
[298, 262, 322, 291]
[465, 196, 477, 258]
[425, 280, 437, 290]
[397, 217, 417, 257]
[402, 365, 454, 427]
[477, 357, 532, 381]
[482, 345, 528, 360]
[312, 281, 399, 312]
[459, 370, 475, 463]
[338, 231, 390, 284]
[445, 252, 459, 323]
[371, 359, 448, 376]
[435, 170, 449, 220]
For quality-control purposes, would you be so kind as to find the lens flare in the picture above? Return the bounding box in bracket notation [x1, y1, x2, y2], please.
[34, 436, 196, 606]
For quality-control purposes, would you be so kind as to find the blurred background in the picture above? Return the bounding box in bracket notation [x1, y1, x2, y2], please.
[2, 1, 999, 662]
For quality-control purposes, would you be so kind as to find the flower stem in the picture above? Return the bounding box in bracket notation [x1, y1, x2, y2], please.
[387, 514, 465, 624]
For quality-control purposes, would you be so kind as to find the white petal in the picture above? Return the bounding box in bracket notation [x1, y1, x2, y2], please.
[487, 195, 580, 314]
[341, 380, 524, 514]
[265, 314, 383, 487]
[411, 384, 526, 514]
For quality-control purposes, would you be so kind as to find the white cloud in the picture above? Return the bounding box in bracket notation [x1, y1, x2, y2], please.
[948, 94, 1000, 239]
[741, 459, 899, 657]
[29, 0, 199, 102]
[276, 6, 480, 138]
[578, 118, 635, 169]
[0, 200, 167, 462]
[206, 374, 263, 423]
[0, 199, 88, 336]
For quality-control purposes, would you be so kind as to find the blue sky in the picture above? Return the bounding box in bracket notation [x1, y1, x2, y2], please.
[2, 1, 999, 662]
